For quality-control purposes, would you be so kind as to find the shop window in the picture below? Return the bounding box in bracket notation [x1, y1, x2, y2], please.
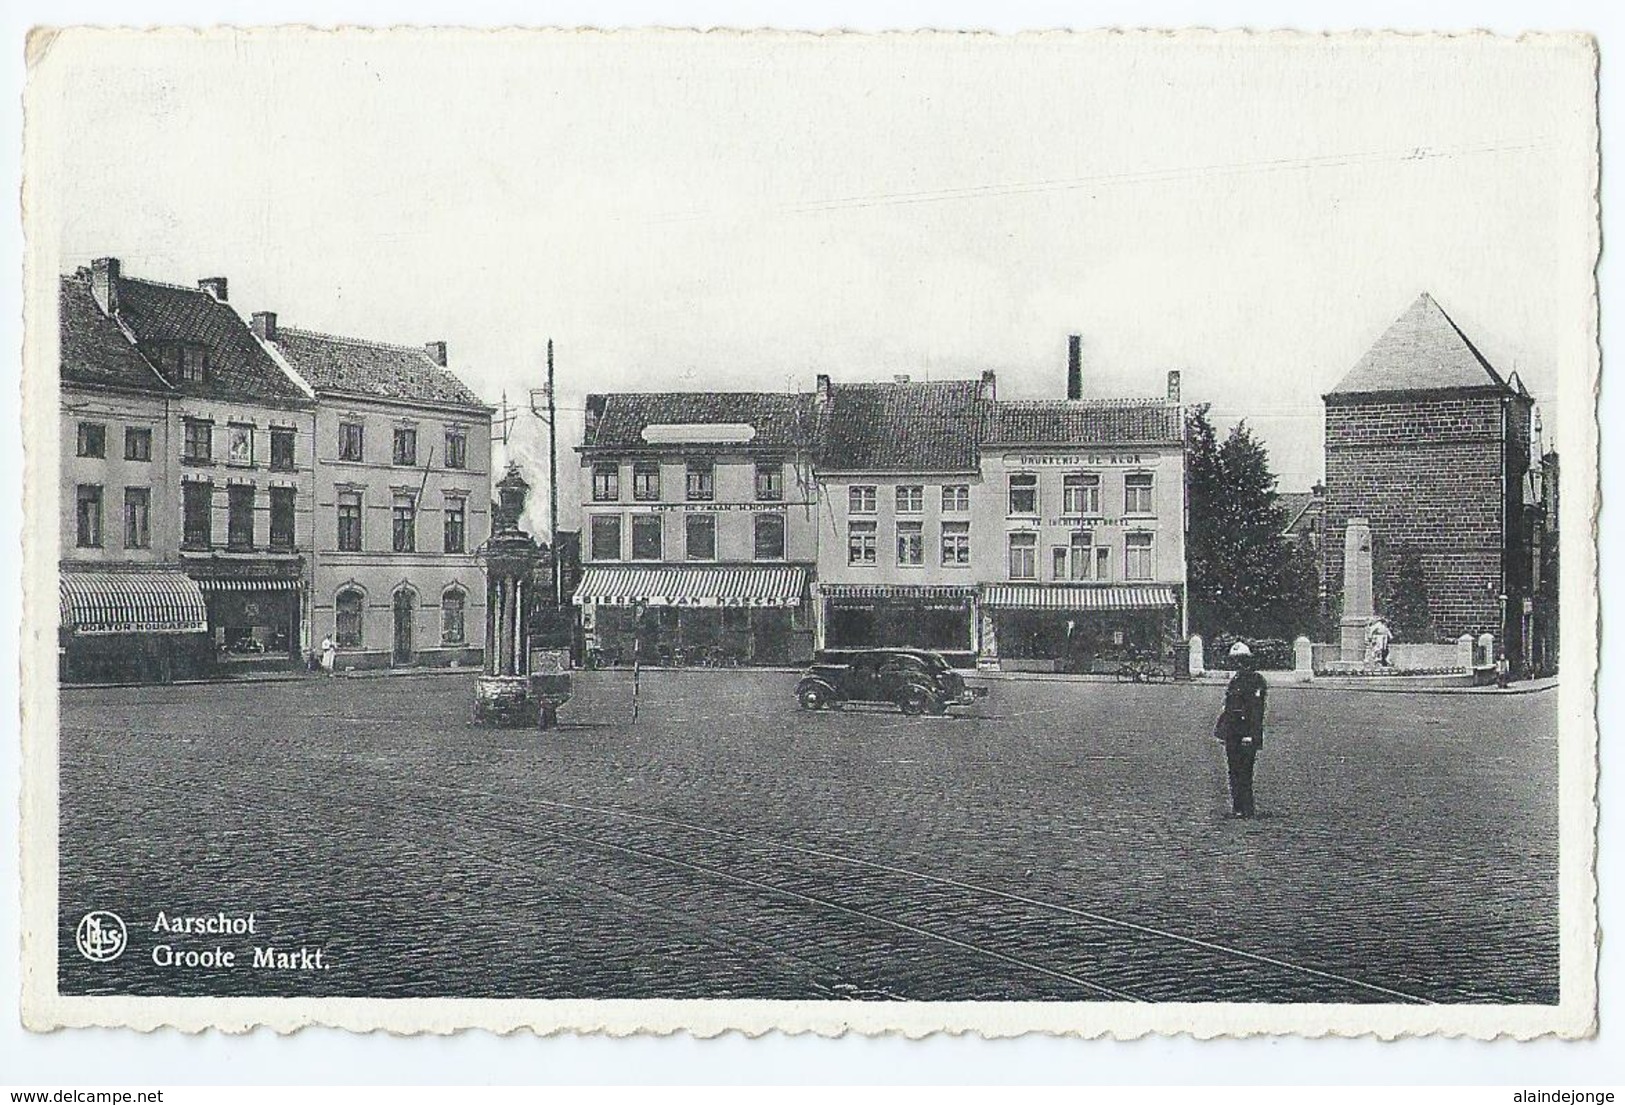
[124, 427, 152, 462]
[226, 423, 254, 467]
[1008, 473, 1038, 516]
[441, 589, 467, 644]
[686, 459, 714, 501]
[723, 607, 750, 631]
[270, 487, 296, 549]
[633, 462, 661, 501]
[686, 514, 716, 561]
[754, 513, 786, 561]
[444, 429, 468, 470]
[941, 484, 970, 512]
[631, 514, 663, 560]
[227, 485, 255, 549]
[393, 427, 418, 467]
[755, 462, 783, 501]
[1008, 531, 1038, 580]
[339, 421, 364, 462]
[848, 485, 876, 514]
[1126, 532, 1155, 580]
[123, 487, 150, 549]
[1125, 472, 1155, 515]
[337, 491, 363, 552]
[896, 520, 924, 565]
[75, 484, 102, 548]
[590, 515, 622, 561]
[76, 422, 106, 458]
[270, 429, 296, 472]
[392, 495, 416, 552]
[896, 485, 923, 513]
[182, 482, 212, 548]
[848, 520, 877, 565]
[335, 588, 364, 648]
[940, 520, 970, 565]
[183, 419, 212, 464]
[1064, 473, 1101, 515]
[1069, 531, 1094, 580]
[592, 463, 620, 502]
[444, 497, 466, 554]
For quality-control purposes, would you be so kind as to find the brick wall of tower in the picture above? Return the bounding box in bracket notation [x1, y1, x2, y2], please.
[1322, 393, 1513, 643]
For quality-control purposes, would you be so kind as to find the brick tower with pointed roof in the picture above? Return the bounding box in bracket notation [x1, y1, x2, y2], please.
[1322, 293, 1536, 663]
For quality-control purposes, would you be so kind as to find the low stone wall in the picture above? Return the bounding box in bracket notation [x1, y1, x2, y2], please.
[1311, 640, 1466, 674]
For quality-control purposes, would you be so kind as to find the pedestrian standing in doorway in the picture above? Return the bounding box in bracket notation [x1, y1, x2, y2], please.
[1214, 640, 1268, 818]
[320, 633, 337, 677]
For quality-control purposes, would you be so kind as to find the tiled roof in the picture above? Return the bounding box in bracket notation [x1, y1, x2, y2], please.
[112, 275, 310, 404]
[1328, 293, 1511, 397]
[274, 328, 489, 410]
[584, 392, 817, 451]
[819, 380, 988, 472]
[59, 275, 170, 393]
[1278, 491, 1321, 535]
[985, 399, 1184, 446]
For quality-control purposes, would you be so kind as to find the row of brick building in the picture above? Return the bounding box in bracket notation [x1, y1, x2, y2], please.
[59, 257, 495, 682]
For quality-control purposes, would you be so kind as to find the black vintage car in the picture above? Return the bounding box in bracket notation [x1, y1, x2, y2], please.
[795, 648, 988, 715]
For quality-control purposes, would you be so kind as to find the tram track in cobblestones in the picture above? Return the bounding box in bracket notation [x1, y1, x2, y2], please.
[66, 734, 1434, 1003]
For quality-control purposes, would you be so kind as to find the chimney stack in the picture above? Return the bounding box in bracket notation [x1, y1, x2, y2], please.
[251, 311, 278, 342]
[1067, 334, 1082, 400]
[198, 277, 228, 301]
[979, 369, 997, 401]
[1167, 370, 1182, 403]
[815, 374, 833, 402]
[90, 257, 121, 316]
[425, 341, 448, 366]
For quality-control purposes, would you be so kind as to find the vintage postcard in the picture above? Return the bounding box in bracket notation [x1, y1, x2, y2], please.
[18, 27, 1599, 1038]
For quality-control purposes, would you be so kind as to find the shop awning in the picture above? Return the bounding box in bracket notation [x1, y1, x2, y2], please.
[60, 570, 209, 636]
[980, 584, 1178, 611]
[573, 566, 807, 607]
[820, 584, 977, 600]
[194, 578, 303, 592]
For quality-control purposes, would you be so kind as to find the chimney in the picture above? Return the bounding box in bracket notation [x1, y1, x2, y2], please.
[979, 369, 997, 402]
[893, 373, 911, 385]
[1166, 370, 1182, 403]
[1067, 334, 1082, 400]
[198, 277, 228, 301]
[251, 311, 278, 342]
[90, 257, 120, 316]
[815, 373, 833, 402]
[425, 341, 448, 366]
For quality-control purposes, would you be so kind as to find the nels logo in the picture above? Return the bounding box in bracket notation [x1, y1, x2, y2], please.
[75, 910, 128, 963]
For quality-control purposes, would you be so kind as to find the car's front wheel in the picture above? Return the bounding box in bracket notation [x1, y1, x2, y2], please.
[798, 685, 828, 711]
[898, 687, 935, 716]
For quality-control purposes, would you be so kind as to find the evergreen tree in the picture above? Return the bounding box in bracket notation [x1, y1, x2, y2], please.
[1184, 405, 1301, 639]
[1382, 544, 1434, 641]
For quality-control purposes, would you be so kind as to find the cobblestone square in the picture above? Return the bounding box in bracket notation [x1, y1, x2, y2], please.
[58, 670, 1558, 1003]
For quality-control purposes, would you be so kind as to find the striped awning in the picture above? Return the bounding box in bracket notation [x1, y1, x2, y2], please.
[60, 570, 209, 636]
[194, 578, 303, 592]
[573, 566, 807, 607]
[981, 584, 1178, 611]
[819, 583, 977, 601]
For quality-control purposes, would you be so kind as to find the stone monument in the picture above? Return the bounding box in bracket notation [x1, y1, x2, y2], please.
[1339, 517, 1375, 663]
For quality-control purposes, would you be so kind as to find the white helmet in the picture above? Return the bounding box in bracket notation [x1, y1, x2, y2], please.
[1228, 641, 1253, 658]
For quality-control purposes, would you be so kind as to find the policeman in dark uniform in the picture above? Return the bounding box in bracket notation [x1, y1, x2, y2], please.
[1214, 641, 1268, 818]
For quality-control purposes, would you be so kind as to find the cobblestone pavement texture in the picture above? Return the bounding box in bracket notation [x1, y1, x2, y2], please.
[58, 670, 1559, 1003]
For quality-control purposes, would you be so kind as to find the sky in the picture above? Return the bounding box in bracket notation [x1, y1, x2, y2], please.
[31, 28, 1597, 531]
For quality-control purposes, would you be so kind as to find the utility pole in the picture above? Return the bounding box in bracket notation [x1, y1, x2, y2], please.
[529, 340, 562, 608]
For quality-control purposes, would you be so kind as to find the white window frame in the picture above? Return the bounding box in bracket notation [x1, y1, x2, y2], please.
[1008, 531, 1038, 580]
[848, 485, 877, 514]
[1125, 531, 1155, 581]
[1008, 473, 1038, 516]
[1124, 471, 1155, 515]
[848, 520, 878, 565]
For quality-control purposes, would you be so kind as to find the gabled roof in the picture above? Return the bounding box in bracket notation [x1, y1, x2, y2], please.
[583, 392, 817, 451]
[111, 275, 310, 404]
[59, 274, 171, 393]
[1328, 293, 1511, 398]
[984, 399, 1183, 447]
[1277, 491, 1321, 536]
[273, 328, 490, 411]
[818, 380, 988, 473]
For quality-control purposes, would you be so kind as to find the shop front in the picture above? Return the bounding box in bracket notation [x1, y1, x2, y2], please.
[817, 584, 978, 665]
[198, 578, 303, 665]
[59, 568, 213, 684]
[573, 565, 811, 666]
[979, 583, 1180, 673]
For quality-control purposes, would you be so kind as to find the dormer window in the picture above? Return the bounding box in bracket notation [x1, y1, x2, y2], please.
[157, 342, 208, 383]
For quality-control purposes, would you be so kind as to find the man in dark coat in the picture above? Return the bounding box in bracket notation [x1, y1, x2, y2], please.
[1214, 640, 1268, 818]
